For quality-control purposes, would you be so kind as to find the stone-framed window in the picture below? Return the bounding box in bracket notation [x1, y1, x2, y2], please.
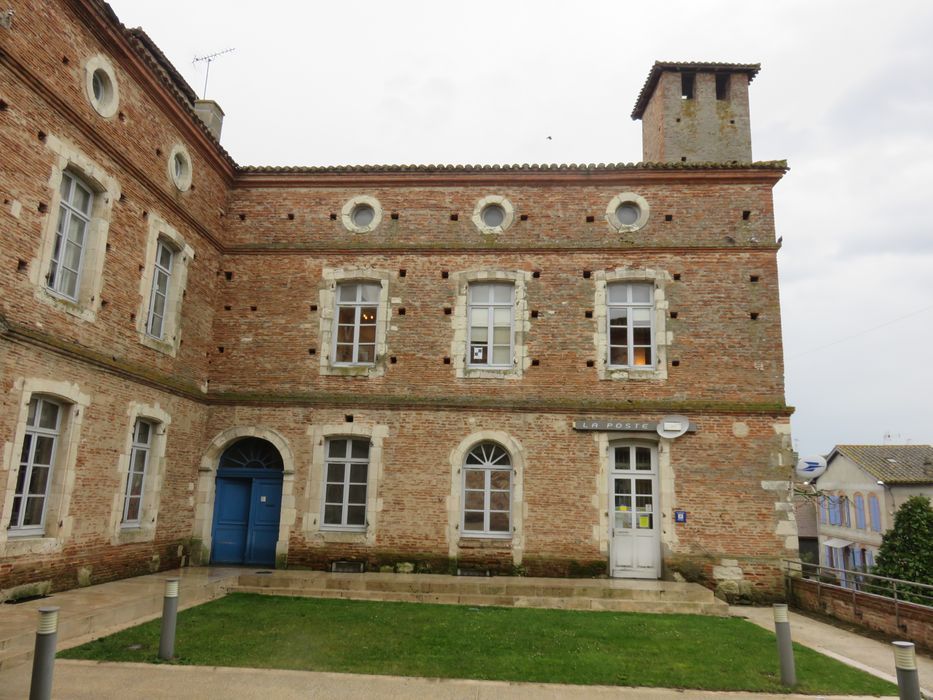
[449, 270, 531, 379]
[0, 378, 89, 557]
[318, 267, 391, 378]
[109, 402, 170, 544]
[32, 135, 119, 322]
[136, 214, 194, 357]
[304, 423, 388, 545]
[605, 192, 650, 233]
[462, 442, 512, 538]
[472, 195, 515, 234]
[84, 54, 120, 119]
[447, 431, 525, 563]
[593, 268, 671, 381]
[341, 195, 382, 234]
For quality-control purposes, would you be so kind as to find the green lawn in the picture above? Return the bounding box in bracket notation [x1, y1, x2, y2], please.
[61, 593, 896, 695]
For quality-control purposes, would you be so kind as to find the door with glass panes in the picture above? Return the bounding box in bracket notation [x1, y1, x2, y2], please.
[610, 443, 660, 578]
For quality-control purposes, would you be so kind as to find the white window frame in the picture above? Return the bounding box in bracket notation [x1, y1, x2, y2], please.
[8, 397, 62, 537]
[461, 442, 513, 539]
[145, 240, 175, 339]
[121, 419, 153, 527]
[467, 282, 514, 369]
[47, 171, 93, 302]
[136, 215, 194, 356]
[332, 282, 381, 367]
[607, 282, 655, 369]
[320, 437, 370, 532]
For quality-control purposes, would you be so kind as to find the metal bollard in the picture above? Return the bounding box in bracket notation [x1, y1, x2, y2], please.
[29, 606, 60, 700]
[158, 577, 180, 660]
[772, 603, 797, 687]
[892, 641, 921, 700]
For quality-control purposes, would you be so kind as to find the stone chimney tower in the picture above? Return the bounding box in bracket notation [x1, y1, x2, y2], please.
[632, 62, 759, 164]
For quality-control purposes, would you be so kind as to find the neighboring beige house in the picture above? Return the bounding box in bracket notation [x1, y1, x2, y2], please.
[816, 445, 933, 581]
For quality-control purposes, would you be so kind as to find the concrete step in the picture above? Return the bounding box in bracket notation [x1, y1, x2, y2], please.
[230, 571, 729, 616]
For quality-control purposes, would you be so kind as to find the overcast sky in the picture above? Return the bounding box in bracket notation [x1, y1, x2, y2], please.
[108, 0, 933, 458]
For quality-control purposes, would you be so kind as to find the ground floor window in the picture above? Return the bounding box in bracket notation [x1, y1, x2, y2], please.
[122, 419, 153, 525]
[322, 438, 369, 530]
[462, 442, 512, 537]
[9, 396, 62, 535]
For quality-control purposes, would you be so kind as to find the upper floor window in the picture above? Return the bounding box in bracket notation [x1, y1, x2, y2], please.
[122, 419, 153, 526]
[146, 240, 175, 339]
[839, 495, 850, 527]
[854, 493, 866, 530]
[9, 397, 62, 535]
[607, 283, 654, 368]
[819, 495, 827, 524]
[462, 442, 512, 538]
[334, 282, 381, 365]
[868, 494, 882, 532]
[48, 172, 93, 301]
[468, 283, 514, 368]
[322, 438, 369, 530]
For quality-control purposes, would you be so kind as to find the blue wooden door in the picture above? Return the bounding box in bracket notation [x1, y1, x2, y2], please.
[211, 478, 251, 564]
[245, 479, 282, 566]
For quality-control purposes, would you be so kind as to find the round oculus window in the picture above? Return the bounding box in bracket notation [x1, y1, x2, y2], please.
[351, 203, 375, 228]
[85, 58, 119, 118]
[615, 203, 640, 226]
[481, 204, 506, 228]
[173, 153, 186, 180]
[167, 145, 193, 192]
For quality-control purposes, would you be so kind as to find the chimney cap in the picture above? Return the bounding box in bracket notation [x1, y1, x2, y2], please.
[631, 61, 761, 120]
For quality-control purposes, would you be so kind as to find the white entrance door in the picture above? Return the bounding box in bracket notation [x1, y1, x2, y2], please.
[610, 443, 660, 578]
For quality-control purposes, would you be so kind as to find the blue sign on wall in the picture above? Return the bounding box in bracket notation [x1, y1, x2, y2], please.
[674, 510, 687, 523]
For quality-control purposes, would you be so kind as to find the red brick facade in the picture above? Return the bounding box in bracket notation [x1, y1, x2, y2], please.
[1, 0, 795, 600]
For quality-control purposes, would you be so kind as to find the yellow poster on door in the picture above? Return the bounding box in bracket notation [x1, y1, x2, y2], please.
[638, 515, 650, 528]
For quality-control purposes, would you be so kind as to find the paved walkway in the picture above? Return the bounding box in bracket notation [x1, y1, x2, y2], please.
[0, 568, 928, 698]
[732, 605, 932, 697]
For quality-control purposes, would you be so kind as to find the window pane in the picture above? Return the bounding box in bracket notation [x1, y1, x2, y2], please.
[338, 284, 358, 302]
[609, 346, 628, 365]
[32, 436, 55, 466]
[470, 308, 488, 326]
[609, 327, 627, 346]
[469, 345, 488, 364]
[326, 462, 345, 481]
[64, 235, 84, 269]
[464, 491, 484, 510]
[155, 269, 170, 295]
[463, 511, 483, 530]
[158, 244, 174, 270]
[633, 347, 652, 366]
[129, 471, 144, 497]
[615, 448, 630, 469]
[360, 284, 381, 303]
[490, 470, 510, 490]
[135, 421, 151, 445]
[325, 484, 344, 503]
[350, 440, 369, 460]
[633, 327, 651, 346]
[151, 291, 166, 318]
[492, 285, 512, 303]
[356, 344, 375, 364]
[359, 306, 377, 324]
[347, 484, 367, 504]
[493, 308, 510, 326]
[491, 346, 511, 365]
[632, 308, 651, 323]
[327, 440, 347, 458]
[148, 314, 164, 339]
[60, 268, 79, 298]
[125, 497, 141, 522]
[470, 326, 488, 343]
[132, 449, 148, 473]
[358, 325, 376, 343]
[489, 491, 509, 511]
[608, 285, 628, 304]
[336, 325, 355, 343]
[469, 284, 489, 303]
[492, 327, 510, 344]
[635, 448, 651, 470]
[464, 470, 484, 489]
[346, 505, 366, 526]
[28, 465, 50, 495]
[337, 307, 356, 324]
[60, 173, 73, 200]
[631, 285, 651, 303]
[349, 463, 368, 482]
[608, 308, 627, 325]
[323, 504, 342, 524]
[636, 513, 653, 529]
[20, 433, 33, 464]
[615, 511, 632, 529]
[23, 496, 45, 526]
[334, 344, 354, 363]
[38, 401, 60, 430]
[72, 182, 92, 214]
[27, 398, 39, 426]
[489, 512, 510, 532]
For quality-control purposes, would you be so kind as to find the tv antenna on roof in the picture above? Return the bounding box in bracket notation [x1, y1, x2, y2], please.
[193, 48, 235, 98]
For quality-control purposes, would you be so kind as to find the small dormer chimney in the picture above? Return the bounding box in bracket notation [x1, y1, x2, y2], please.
[632, 62, 759, 164]
[194, 99, 224, 141]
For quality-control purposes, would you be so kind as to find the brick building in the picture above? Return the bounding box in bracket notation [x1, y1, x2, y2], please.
[1, 0, 796, 602]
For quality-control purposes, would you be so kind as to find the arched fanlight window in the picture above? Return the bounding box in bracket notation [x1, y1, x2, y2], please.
[462, 442, 512, 537]
[219, 437, 283, 471]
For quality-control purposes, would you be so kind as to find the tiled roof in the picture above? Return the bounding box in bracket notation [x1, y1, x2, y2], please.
[831, 445, 933, 484]
[631, 61, 761, 119]
[237, 160, 788, 175]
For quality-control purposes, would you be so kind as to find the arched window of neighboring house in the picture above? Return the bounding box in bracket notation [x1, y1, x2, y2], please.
[854, 493, 866, 530]
[868, 494, 882, 532]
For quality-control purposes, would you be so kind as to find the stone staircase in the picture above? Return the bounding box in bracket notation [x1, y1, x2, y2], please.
[232, 570, 729, 616]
